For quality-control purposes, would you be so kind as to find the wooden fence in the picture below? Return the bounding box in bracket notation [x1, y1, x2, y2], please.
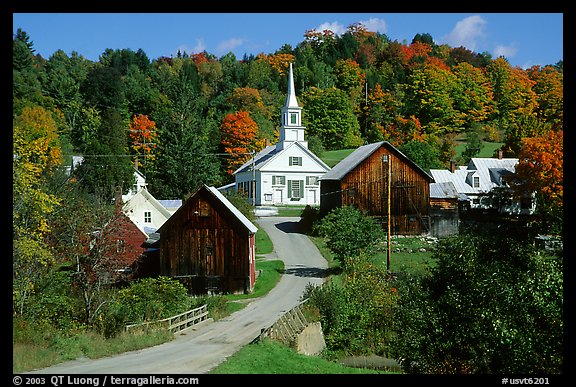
[125, 304, 209, 334]
[257, 299, 309, 345]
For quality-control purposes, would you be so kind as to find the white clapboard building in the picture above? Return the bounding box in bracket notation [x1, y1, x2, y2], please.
[233, 63, 331, 206]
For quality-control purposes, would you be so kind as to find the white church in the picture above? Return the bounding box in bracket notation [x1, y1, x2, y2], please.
[233, 63, 331, 206]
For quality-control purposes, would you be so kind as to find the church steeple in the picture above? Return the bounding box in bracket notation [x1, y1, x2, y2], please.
[278, 63, 307, 150]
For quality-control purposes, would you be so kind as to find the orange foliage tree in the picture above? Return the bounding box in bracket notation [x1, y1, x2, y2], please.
[220, 111, 264, 174]
[128, 114, 158, 169]
[512, 130, 563, 232]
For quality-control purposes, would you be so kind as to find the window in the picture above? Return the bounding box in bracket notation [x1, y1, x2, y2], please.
[144, 211, 152, 223]
[198, 199, 210, 216]
[264, 193, 273, 202]
[289, 156, 302, 166]
[306, 176, 319, 186]
[288, 180, 304, 199]
[116, 239, 126, 253]
[473, 176, 480, 188]
[272, 175, 285, 185]
[290, 113, 298, 125]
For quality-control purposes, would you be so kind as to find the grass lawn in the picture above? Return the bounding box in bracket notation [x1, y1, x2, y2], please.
[210, 338, 387, 374]
[320, 148, 356, 167]
[453, 140, 504, 159]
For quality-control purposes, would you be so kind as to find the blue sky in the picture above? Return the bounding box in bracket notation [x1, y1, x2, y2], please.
[12, 13, 563, 69]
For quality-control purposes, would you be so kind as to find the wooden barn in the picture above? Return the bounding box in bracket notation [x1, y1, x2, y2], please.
[319, 141, 433, 235]
[157, 185, 258, 295]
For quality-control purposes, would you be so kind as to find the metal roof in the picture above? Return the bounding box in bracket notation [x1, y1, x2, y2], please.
[430, 157, 519, 196]
[320, 141, 433, 181]
[206, 186, 258, 234]
[234, 141, 330, 174]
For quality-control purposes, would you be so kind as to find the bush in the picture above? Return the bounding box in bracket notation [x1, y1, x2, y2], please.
[315, 206, 385, 267]
[99, 276, 192, 337]
[304, 255, 398, 357]
[390, 233, 563, 374]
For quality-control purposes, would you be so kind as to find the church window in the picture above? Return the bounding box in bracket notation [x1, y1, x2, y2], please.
[288, 180, 304, 199]
[306, 176, 319, 186]
[290, 113, 297, 125]
[289, 156, 302, 166]
[272, 175, 285, 185]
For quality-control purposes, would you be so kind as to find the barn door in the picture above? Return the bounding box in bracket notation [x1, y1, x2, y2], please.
[200, 231, 215, 275]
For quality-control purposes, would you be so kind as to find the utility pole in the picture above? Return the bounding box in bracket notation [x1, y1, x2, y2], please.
[383, 154, 392, 271]
[252, 150, 256, 206]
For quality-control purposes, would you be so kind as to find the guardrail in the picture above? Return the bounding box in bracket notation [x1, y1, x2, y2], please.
[125, 304, 209, 334]
[257, 299, 309, 345]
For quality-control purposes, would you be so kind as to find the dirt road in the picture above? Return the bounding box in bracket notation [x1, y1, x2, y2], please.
[28, 217, 328, 374]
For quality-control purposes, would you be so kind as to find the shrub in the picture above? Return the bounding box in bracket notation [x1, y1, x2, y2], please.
[390, 233, 563, 374]
[315, 206, 385, 267]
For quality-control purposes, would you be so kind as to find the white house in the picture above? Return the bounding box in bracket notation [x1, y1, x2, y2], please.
[122, 188, 173, 234]
[430, 153, 536, 215]
[233, 63, 331, 206]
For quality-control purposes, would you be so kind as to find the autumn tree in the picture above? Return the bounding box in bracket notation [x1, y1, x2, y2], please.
[511, 130, 563, 234]
[220, 111, 263, 174]
[485, 57, 538, 125]
[360, 83, 401, 143]
[526, 65, 563, 128]
[13, 105, 63, 316]
[128, 114, 159, 173]
[403, 63, 463, 136]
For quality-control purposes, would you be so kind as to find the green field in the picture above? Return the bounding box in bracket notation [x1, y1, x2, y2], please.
[320, 148, 356, 167]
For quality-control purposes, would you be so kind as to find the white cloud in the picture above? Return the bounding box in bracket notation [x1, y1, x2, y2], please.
[193, 38, 206, 53]
[494, 44, 518, 59]
[217, 37, 245, 55]
[316, 18, 387, 36]
[359, 17, 387, 34]
[316, 21, 346, 35]
[443, 15, 487, 51]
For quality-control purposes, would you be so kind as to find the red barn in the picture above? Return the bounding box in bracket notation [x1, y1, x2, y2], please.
[157, 185, 258, 295]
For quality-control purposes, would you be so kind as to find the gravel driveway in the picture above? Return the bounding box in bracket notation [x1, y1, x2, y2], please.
[28, 216, 328, 374]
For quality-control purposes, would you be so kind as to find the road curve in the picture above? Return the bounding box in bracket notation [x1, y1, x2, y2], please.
[28, 216, 328, 374]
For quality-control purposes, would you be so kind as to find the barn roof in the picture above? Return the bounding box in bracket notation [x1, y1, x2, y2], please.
[205, 185, 258, 234]
[320, 141, 433, 181]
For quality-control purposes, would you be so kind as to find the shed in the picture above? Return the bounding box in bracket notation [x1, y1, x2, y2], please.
[157, 185, 258, 295]
[320, 141, 433, 235]
[429, 181, 462, 237]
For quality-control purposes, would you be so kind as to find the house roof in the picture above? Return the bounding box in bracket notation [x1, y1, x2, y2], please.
[158, 199, 182, 211]
[468, 157, 518, 191]
[205, 186, 258, 234]
[233, 141, 330, 175]
[430, 157, 518, 195]
[430, 181, 469, 201]
[320, 141, 433, 181]
[122, 188, 172, 219]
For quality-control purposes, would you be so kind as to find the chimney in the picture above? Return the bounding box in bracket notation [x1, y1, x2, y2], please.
[134, 158, 139, 170]
[450, 160, 456, 173]
[497, 149, 503, 160]
[114, 185, 123, 211]
[265, 138, 271, 147]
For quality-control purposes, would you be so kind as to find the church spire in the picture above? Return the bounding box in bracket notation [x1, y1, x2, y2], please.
[277, 62, 307, 150]
[285, 62, 299, 108]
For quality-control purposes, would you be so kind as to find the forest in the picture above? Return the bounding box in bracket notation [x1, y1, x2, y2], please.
[13, 24, 563, 202]
[13, 21, 564, 374]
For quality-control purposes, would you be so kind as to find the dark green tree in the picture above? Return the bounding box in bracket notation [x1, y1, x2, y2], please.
[390, 233, 563, 374]
[315, 206, 385, 267]
[301, 86, 363, 150]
